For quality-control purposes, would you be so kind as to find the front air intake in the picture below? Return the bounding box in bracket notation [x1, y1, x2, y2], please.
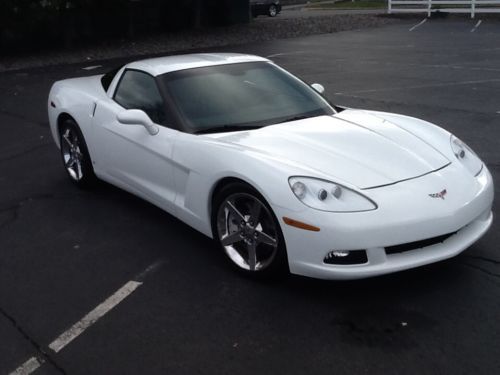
[385, 232, 457, 255]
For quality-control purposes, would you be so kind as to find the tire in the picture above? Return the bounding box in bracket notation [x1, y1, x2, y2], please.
[268, 4, 278, 17]
[212, 182, 288, 278]
[59, 118, 97, 188]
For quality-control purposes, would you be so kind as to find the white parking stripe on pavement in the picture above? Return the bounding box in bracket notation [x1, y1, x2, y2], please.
[9, 281, 142, 375]
[471, 20, 482, 33]
[9, 357, 44, 375]
[48, 280, 142, 353]
[409, 18, 427, 32]
[337, 77, 500, 96]
[8, 260, 164, 375]
[266, 51, 306, 59]
[82, 65, 102, 71]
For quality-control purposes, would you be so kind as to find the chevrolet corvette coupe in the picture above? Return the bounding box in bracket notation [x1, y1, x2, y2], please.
[48, 53, 493, 279]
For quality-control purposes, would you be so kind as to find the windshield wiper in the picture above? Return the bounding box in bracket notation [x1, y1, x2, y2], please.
[194, 124, 262, 135]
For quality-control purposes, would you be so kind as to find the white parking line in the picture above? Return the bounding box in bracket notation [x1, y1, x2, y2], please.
[471, 20, 482, 33]
[409, 18, 427, 32]
[266, 51, 305, 58]
[9, 281, 141, 375]
[10, 357, 44, 375]
[9, 260, 164, 375]
[48, 280, 142, 352]
[337, 77, 500, 96]
[82, 65, 102, 71]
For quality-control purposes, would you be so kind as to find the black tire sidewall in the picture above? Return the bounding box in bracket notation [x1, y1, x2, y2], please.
[212, 182, 289, 278]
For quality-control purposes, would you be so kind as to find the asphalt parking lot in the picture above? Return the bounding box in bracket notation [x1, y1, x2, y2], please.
[1, 17, 499, 374]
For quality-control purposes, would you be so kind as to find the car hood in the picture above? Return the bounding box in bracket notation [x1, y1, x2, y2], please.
[207, 110, 451, 189]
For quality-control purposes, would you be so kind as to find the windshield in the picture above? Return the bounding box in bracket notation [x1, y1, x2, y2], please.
[160, 62, 334, 133]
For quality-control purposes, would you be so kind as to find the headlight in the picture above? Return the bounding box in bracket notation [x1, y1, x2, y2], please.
[288, 177, 377, 212]
[450, 135, 483, 176]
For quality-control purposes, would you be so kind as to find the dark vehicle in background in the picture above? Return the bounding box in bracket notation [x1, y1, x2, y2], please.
[250, 0, 282, 17]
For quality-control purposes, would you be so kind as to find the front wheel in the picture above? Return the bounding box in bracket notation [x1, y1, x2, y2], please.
[59, 119, 97, 188]
[268, 4, 278, 17]
[212, 182, 288, 278]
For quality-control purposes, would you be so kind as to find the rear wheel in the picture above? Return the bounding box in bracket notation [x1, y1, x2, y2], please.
[268, 4, 278, 17]
[59, 118, 97, 188]
[213, 182, 288, 278]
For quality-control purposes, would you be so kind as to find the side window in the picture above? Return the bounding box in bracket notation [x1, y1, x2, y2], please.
[114, 70, 166, 125]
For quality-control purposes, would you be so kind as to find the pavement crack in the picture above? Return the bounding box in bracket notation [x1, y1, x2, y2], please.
[0, 193, 55, 211]
[0, 205, 19, 232]
[0, 193, 55, 232]
[465, 254, 500, 265]
[0, 142, 51, 163]
[0, 108, 48, 128]
[461, 262, 500, 280]
[0, 306, 67, 374]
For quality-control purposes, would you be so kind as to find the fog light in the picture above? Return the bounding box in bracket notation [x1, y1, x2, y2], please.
[332, 250, 349, 257]
[324, 249, 368, 265]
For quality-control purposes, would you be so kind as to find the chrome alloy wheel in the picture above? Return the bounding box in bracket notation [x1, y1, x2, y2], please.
[217, 193, 279, 271]
[61, 128, 84, 181]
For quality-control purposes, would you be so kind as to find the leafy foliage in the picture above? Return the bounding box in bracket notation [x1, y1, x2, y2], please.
[0, 0, 249, 52]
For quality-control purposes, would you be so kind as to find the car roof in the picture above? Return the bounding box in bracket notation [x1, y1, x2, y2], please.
[126, 53, 270, 77]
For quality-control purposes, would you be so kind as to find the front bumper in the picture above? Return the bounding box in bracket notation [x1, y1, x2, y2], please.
[276, 164, 494, 280]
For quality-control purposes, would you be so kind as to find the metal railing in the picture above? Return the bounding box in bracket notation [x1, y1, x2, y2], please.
[388, 0, 500, 18]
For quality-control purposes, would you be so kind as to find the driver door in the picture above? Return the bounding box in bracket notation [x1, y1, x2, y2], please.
[92, 69, 178, 214]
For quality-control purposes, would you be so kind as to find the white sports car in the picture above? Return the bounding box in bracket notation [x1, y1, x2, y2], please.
[48, 53, 493, 279]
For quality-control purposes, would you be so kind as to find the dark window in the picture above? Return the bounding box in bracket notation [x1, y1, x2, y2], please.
[114, 70, 166, 125]
[101, 66, 122, 92]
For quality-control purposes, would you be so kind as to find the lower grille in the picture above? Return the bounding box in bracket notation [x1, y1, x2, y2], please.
[385, 231, 457, 255]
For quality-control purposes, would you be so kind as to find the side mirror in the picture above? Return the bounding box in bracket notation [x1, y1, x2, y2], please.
[117, 109, 159, 135]
[311, 83, 325, 95]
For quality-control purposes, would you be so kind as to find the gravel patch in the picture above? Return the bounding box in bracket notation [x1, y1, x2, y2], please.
[0, 13, 403, 72]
